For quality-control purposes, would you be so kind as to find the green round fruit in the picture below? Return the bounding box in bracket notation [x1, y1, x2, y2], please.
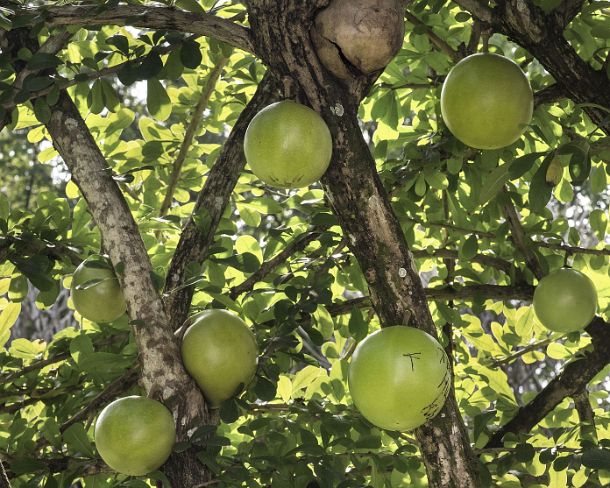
[533, 267, 598, 333]
[181, 309, 258, 407]
[94, 396, 176, 476]
[71, 255, 127, 323]
[348, 326, 451, 432]
[243, 100, 333, 189]
[441, 53, 533, 150]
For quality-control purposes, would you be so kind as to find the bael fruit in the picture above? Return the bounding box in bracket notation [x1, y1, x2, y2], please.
[181, 309, 258, 407]
[533, 267, 598, 333]
[441, 53, 533, 150]
[70, 255, 127, 323]
[348, 326, 451, 431]
[94, 396, 176, 476]
[243, 100, 333, 189]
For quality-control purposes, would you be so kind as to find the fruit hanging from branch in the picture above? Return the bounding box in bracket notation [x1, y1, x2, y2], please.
[441, 53, 534, 150]
[244, 100, 332, 189]
[94, 396, 176, 476]
[181, 309, 258, 406]
[311, 0, 405, 80]
[533, 267, 598, 333]
[70, 255, 127, 323]
[348, 326, 451, 431]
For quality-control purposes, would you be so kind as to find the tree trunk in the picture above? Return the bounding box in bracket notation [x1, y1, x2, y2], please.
[244, 1, 480, 486]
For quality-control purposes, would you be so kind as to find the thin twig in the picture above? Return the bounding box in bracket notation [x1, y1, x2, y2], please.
[404, 11, 461, 62]
[159, 55, 230, 216]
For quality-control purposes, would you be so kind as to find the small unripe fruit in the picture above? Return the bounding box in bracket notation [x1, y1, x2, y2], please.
[244, 101, 332, 189]
[441, 53, 533, 150]
[94, 396, 176, 476]
[533, 268, 598, 333]
[71, 255, 127, 323]
[181, 309, 258, 407]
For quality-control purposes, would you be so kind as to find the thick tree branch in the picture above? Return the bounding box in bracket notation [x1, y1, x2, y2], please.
[159, 55, 229, 217]
[28, 5, 255, 54]
[555, 0, 586, 28]
[492, 1, 610, 134]
[534, 83, 565, 107]
[486, 316, 610, 447]
[573, 389, 597, 441]
[4, 26, 211, 484]
[46, 91, 211, 483]
[244, 3, 496, 484]
[164, 72, 279, 331]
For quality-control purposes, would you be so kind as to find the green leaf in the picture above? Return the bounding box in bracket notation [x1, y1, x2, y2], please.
[64, 423, 95, 457]
[176, 0, 206, 13]
[180, 40, 203, 69]
[100, 79, 120, 112]
[348, 308, 368, 341]
[581, 448, 610, 469]
[515, 442, 536, 462]
[590, 209, 607, 241]
[509, 152, 545, 180]
[139, 52, 164, 80]
[0, 193, 9, 220]
[33, 97, 51, 124]
[147, 78, 172, 121]
[87, 79, 104, 115]
[106, 35, 130, 56]
[26, 53, 63, 71]
[0, 302, 21, 347]
[478, 163, 510, 206]
[219, 398, 240, 423]
[528, 153, 554, 214]
[459, 234, 479, 261]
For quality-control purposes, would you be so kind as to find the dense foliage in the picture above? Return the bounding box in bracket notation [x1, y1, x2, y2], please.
[0, 0, 609, 487]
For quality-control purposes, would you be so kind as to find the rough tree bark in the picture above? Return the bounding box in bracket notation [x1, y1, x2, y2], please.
[46, 91, 212, 486]
[5, 28, 213, 486]
[164, 72, 280, 331]
[245, 1, 480, 486]
[5, 0, 610, 485]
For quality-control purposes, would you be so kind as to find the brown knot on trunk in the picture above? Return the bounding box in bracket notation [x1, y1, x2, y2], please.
[311, 0, 405, 80]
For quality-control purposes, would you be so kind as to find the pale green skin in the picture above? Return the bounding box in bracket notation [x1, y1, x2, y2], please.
[534, 268, 598, 333]
[441, 53, 533, 150]
[71, 255, 127, 323]
[348, 326, 451, 432]
[94, 396, 176, 476]
[181, 309, 258, 407]
[243, 100, 333, 189]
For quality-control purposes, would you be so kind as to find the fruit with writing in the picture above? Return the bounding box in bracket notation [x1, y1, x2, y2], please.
[348, 326, 451, 431]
